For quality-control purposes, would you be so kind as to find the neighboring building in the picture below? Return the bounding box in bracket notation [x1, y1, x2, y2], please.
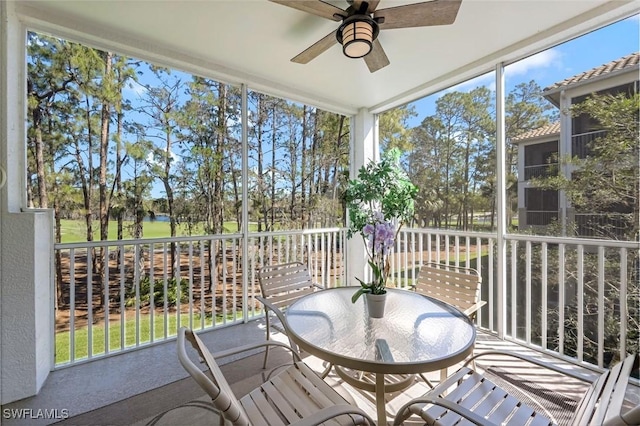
[513, 52, 639, 238]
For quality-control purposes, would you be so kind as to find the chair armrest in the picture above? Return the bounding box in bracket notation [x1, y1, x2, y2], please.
[212, 339, 301, 363]
[393, 396, 495, 426]
[291, 404, 376, 426]
[256, 295, 288, 326]
[256, 295, 300, 353]
[464, 350, 597, 384]
[462, 300, 487, 317]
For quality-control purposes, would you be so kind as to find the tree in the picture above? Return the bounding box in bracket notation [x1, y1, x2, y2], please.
[408, 116, 447, 227]
[529, 92, 639, 365]
[534, 93, 639, 241]
[566, 93, 639, 241]
[140, 67, 182, 277]
[27, 34, 77, 209]
[379, 105, 417, 151]
[454, 87, 494, 230]
[504, 81, 555, 228]
[404, 82, 554, 231]
[505, 81, 557, 174]
[111, 56, 138, 244]
[248, 91, 271, 232]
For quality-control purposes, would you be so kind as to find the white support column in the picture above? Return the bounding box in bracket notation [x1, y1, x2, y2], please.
[241, 83, 249, 322]
[1, 0, 54, 404]
[495, 63, 508, 339]
[346, 108, 378, 285]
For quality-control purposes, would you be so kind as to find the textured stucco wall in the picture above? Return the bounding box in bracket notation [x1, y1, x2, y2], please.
[34, 210, 54, 392]
[1, 1, 54, 404]
[1, 211, 53, 404]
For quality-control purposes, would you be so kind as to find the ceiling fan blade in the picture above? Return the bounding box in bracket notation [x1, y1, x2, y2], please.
[352, 0, 381, 13]
[364, 39, 390, 73]
[291, 30, 338, 64]
[374, 0, 462, 30]
[269, 0, 344, 21]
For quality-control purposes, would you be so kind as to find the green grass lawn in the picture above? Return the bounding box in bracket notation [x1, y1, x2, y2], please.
[58, 219, 249, 243]
[55, 311, 243, 365]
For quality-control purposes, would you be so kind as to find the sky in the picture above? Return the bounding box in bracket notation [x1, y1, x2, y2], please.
[122, 13, 639, 130]
[406, 14, 640, 127]
[117, 13, 639, 198]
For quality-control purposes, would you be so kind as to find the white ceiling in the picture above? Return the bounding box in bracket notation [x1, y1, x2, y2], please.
[13, 0, 640, 115]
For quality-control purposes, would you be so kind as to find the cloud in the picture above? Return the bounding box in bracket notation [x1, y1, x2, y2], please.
[447, 73, 495, 93]
[445, 49, 563, 92]
[505, 49, 562, 77]
[125, 80, 147, 97]
[146, 149, 180, 166]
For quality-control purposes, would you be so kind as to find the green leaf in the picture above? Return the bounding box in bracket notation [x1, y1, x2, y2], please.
[351, 287, 370, 303]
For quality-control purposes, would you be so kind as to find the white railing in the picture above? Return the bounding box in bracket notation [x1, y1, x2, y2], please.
[54, 226, 635, 371]
[53, 228, 346, 367]
[387, 229, 636, 369]
[503, 234, 637, 369]
[390, 228, 496, 330]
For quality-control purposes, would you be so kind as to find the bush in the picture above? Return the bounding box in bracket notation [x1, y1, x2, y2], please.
[125, 276, 189, 308]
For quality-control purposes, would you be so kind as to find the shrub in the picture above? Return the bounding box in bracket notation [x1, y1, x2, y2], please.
[125, 276, 189, 307]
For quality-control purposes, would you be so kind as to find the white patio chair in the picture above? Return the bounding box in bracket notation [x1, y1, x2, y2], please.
[177, 327, 376, 426]
[414, 261, 485, 320]
[414, 261, 485, 384]
[393, 351, 640, 426]
[257, 261, 323, 369]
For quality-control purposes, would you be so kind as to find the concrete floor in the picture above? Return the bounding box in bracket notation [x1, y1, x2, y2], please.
[0, 320, 618, 426]
[1, 321, 269, 426]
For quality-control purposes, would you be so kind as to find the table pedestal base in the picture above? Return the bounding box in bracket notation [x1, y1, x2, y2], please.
[334, 366, 416, 424]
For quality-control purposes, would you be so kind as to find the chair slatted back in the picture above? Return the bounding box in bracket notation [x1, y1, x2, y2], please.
[177, 327, 249, 425]
[571, 354, 639, 426]
[258, 262, 316, 311]
[415, 262, 484, 317]
[178, 326, 375, 425]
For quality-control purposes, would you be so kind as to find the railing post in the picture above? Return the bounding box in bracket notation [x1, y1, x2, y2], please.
[495, 62, 507, 339]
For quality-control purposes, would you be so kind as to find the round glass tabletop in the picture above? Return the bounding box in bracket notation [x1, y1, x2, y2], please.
[286, 286, 476, 374]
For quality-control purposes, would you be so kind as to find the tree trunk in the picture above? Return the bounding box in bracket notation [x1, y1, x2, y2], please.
[34, 121, 49, 208]
[213, 83, 226, 234]
[99, 51, 113, 244]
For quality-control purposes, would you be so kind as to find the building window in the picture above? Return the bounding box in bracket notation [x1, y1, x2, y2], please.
[524, 141, 558, 179]
[525, 188, 558, 225]
[571, 82, 637, 159]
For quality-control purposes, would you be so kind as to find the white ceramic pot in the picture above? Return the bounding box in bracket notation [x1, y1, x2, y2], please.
[365, 292, 387, 318]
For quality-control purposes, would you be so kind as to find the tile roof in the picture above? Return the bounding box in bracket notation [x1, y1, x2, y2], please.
[544, 52, 639, 92]
[511, 122, 560, 142]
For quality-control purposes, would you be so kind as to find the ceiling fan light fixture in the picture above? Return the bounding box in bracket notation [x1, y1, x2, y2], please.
[336, 15, 379, 59]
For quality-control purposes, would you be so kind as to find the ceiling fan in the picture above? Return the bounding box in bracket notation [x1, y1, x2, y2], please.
[269, 0, 463, 73]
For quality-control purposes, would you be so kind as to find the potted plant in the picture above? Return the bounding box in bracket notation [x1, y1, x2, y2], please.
[344, 148, 418, 314]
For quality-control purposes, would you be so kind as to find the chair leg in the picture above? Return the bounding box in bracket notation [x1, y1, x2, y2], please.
[262, 314, 271, 369]
[439, 367, 448, 395]
[319, 361, 333, 378]
[418, 373, 435, 388]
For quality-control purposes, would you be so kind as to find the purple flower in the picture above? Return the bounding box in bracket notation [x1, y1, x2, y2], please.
[363, 224, 375, 236]
[363, 219, 396, 256]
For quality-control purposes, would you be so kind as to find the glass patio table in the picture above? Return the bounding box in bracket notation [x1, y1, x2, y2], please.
[285, 286, 476, 425]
